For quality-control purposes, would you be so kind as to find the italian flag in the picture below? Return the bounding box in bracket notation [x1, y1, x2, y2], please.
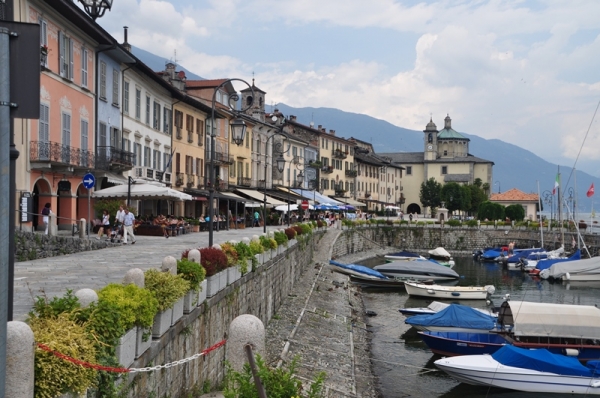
[552, 174, 560, 195]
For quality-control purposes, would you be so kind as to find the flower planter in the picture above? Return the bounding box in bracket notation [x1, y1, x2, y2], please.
[288, 239, 297, 248]
[218, 269, 228, 290]
[152, 308, 173, 338]
[228, 266, 241, 284]
[171, 297, 184, 326]
[183, 289, 197, 314]
[116, 327, 136, 368]
[136, 326, 152, 358]
[277, 245, 285, 256]
[197, 279, 207, 305]
[205, 274, 220, 297]
[59, 390, 87, 398]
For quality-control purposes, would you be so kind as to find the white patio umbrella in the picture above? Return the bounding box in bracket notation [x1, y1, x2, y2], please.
[92, 182, 192, 201]
[274, 204, 314, 212]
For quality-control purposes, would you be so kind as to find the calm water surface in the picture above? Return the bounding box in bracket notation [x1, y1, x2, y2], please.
[356, 256, 600, 398]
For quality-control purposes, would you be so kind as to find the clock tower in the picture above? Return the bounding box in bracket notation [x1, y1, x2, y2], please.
[423, 117, 438, 161]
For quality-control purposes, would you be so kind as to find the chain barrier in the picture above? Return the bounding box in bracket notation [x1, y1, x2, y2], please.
[35, 339, 226, 374]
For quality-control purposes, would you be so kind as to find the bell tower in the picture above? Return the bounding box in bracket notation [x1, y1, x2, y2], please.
[423, 117, 438, 161]
[241, 78, 266, 122]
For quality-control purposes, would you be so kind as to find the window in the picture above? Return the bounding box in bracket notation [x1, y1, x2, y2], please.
[123, 138, 131, 152]
[123, 81, 129, 114]
[99, 61, 107, 99]
[153, 149, 160, 170]
[112, 68, 119, 106]
[39, 104, 49, 143]
[134, 143, 141, 166]
[143, 146, 151, 167]
[245, 129, 250, 148]
[174, 110, 183, 139]
[98, 122, 107, 147]
[58, 32, 73, 79]
[145, 95, 150, 125]
[39, 18, 48, 67]
[135, 88, 141, 119]
[406, 166, 412, 175]
[186, 114, 194, 142]
[163, 108, 171, 134]
[61, 112, 71, 162]
[443, 150, 448, 156]
[245, 163, 249, 178]
[153, 101, 161, 130]
[110, 127, 120, 149]
[441, 166, 448, 175]
[196, 158, 202, 177]
[163, 152, 170, 172]
[81, 119, 89, 165]
[196, 118, 203, 146]
[81, 47, 88, 88]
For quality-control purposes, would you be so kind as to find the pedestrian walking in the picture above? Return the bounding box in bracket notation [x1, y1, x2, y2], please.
[116, 205, 125, 224]
[122, 208, 136, 244]
[254, 210, 260, 227]
[41, 203, 52, 234]
[97, 210, 110, 239]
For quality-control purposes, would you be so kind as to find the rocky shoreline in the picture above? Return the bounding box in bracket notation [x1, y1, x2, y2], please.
[264, 229, 388, 397]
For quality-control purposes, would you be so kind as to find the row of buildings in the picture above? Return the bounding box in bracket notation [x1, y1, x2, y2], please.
[8, 0, 495, 229]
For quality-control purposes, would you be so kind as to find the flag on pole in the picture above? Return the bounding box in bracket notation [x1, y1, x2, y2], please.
[587, 183, 595, 198]
[552, 174, 560, 195]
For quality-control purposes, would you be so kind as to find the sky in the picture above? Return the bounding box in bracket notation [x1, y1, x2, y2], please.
[97, 0, 600, 177]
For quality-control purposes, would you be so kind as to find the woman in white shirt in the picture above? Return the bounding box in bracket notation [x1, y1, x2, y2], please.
[97, 210, 110, 239]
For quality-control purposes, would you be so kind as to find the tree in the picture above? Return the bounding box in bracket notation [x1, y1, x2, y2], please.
[465, 184, 488, 215]
[441, 182, 467, 214]
[419, 178, 442, 213]
[505, 204, 525, 221]
[478, 201, 505, 221]
[473, 178, 483, 188]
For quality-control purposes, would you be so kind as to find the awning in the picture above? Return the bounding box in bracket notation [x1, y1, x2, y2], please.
[235, 188, 287, 207]
[333, 197, 366, 207]
[93, 183, 192, 201]
[97, 171, 128, 185]
[276, 186, 304, 198]
[291, 189, 344, 205]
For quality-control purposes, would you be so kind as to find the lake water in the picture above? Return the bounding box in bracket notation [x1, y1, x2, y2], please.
[357, 255, 600, 398]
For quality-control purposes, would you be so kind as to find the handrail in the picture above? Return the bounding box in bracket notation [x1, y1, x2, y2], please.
[15, 209, 85, 237]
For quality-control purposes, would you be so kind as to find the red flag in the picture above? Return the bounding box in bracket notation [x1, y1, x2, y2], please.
[587, 183, 595, 198]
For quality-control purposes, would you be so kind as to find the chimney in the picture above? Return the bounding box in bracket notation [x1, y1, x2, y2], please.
[317, 125, 322, 130]
[329, 129, 335, 135]
[290, 115, 296, 121]
[122, 26, 131, 52]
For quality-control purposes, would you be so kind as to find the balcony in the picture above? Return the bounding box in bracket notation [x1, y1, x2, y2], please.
[364, 191, 371, 198]
[321, 165, 334, 174]
[237, 177, 251, 187]
[175, 172, 184, 187]
[30, 140, 95, 170]
[186, 174, 196, 188]
[212, 152, 232, 165]
[334, 189, 347, 197]
[345, 169, 357, 177]
[397, 193, 405, 205]
[96, 146, 135, 171]
[308, 160, 322, 169]
[332, 148, 348, 159]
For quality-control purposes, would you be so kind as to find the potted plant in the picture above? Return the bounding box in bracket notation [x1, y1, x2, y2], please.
[97, 283, 158, 363]
[234, 241, 253, 274]
[144, 269, 190, 338]
[274, 231, 288, 255]
[249, 239, 265, 265]
[177, 257, 206, 313]
[200, 247, 229, 297]
[189, 218, 200, 232]
[221, 242, 241, 284]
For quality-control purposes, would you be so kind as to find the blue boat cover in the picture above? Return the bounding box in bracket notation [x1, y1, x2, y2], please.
[506, 248, 542, 263]
[492, 345, 594, 377]
[329, 260, 388, 279]
[536, 250, 581, 271]
[481, 248, 503, 261]
[405, 304, 496, 330]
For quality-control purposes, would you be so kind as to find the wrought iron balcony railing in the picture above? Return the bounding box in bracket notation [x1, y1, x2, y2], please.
[30, 140, 95, 169]
[186, 174, 196, 187]
[332, 149, 348, 159]
[345, 170, 357, 177]
[321, 165, 334, 174]
[95, 146, 135, 171]
[237, 177, 251, 187]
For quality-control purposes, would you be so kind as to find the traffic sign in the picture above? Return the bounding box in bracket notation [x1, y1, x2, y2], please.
[301, 200, 309, 210]
[82, 173, 95, 189]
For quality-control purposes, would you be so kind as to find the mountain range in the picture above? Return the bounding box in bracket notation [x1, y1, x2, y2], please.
[132, 46, 599, 214]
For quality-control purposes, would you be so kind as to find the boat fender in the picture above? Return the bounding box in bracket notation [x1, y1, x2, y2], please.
[565, 272, 571, 281]
[427, 289, 435, 294]
[590, 380, 600, 388]
[485, 285, 496, 295]
[451, 292, 460, 297]
[539, 269, 550, 279]
[564, 348, 580, 356]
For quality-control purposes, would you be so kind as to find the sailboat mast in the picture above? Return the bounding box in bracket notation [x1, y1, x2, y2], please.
[538, 180, 544, 247]
[558, 166, 564, 248]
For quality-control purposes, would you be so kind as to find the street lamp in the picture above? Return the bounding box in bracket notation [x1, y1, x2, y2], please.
[263, 132, 287, 233]
[78, 0, 113, 20]
[208, 78, 254, 247]
[543, 190, 553, 229]
[567, 187, 576, 221]
[494, 181, 501, 193]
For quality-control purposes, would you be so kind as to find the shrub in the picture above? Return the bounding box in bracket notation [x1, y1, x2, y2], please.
[466, 219, 478, 228]
[177, 257, 206, 291]
[249, 240, 264, 255]
[446, 219, 461, 227]
[144, 269, 190, 312]
[31, 313, 98, 398]
[316, 220, 325, 228]
[292, 225, 303, 235]
[98, 283, 158, 330]
[284, 228, 296, 240]
[28, 289, 80, 320]
[221, 243, 239, 268]
[273, 231, 288, 246]
[300, 223, 312, 235]
[200, 247, 229, 276]
[234, 241, 253, 274]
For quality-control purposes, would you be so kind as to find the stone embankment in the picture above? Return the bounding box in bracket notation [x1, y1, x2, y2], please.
[264, 229, 379, 397]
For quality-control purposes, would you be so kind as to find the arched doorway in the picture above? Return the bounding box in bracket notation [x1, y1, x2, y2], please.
[33, 178, 52, 231]
[406, 203, 422, 215]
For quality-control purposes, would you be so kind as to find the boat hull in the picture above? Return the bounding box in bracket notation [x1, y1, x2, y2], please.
[435, 355, 600, 394]
[418, 331, 507, 356]
[404, 281, 493, 300]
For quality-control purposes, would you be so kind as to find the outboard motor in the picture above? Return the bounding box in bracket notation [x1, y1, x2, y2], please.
[472, 249, 483, 261]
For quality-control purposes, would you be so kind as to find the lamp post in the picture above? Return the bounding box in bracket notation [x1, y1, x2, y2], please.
[78, 0, 113, 20]
[263, 133, 286, 234]
[208, 78, 253, 247]
[290, 171, 304, 225]
[127, 176, 135, 207]
[567, 187, 576, 221]
[543, 190, 553, 230]
[495, 181, 501, 193]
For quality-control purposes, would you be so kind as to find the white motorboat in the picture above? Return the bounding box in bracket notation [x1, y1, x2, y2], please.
[382, 250, 426, 262]
[507, 246, 564, 270]
[399, 301, 498, 317]
[374, 259, 459, 282]
[435, 345, 600, 395]
[404, 281, 495, 300]
[428, 247, 455, 267]
[539, 256, 600, 281]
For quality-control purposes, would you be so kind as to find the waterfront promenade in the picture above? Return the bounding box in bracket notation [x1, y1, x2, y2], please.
[12, 225, 281, 322]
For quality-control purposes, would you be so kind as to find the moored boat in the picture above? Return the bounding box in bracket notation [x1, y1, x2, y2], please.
[404, 281, 495, 300]
[374, 259, 459, 282]
[435, 345, 600, 395]
[328, 260, 388, 280]
[383, 250, 426, 262]
[538, 255, 600, 281]
[428, 247, 455, 267]
[405, 304, 498, 334]
[418, 331, 508, 357]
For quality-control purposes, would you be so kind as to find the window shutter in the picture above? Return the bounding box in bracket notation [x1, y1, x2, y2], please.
[69, 38, 74, 79]
[59, 31, 65, 76]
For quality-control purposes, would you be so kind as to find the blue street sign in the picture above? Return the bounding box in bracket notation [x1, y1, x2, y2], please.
[82, 173, 95, 189]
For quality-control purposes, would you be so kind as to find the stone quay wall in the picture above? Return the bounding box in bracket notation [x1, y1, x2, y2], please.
[331, 225, 600, 258]
[122, 234, 320, 398]
[14, 230, 120, 262]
